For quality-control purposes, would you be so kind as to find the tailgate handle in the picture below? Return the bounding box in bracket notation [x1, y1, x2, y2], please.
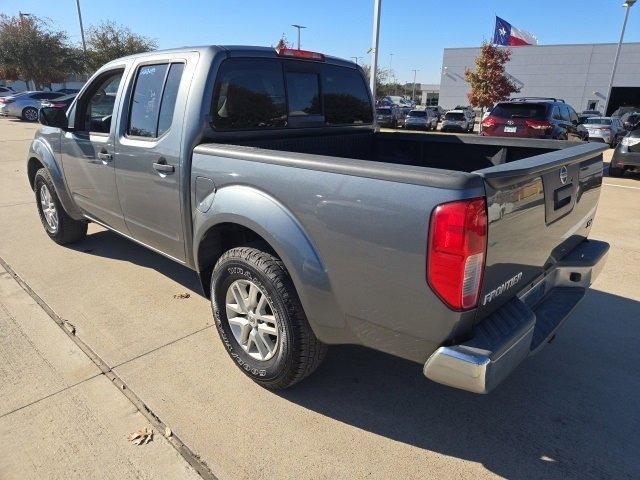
[554, 184, 574, 210]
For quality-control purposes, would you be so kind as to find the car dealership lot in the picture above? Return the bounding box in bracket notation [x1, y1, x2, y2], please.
[1, 118, 639, 479]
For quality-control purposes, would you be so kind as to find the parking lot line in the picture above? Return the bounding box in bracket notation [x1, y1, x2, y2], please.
[603, 183, 640, 190]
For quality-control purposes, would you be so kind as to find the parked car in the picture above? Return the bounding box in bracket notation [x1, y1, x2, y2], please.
[40, 94, 77, 111]
[611, 106, 640, 119]
[620, 112, 640, 131]
[0, 91, 65, 121]
[0, 86, 15, 97]
[376, 105, 403, 128]
[455, 105, 476, 122]
[581, 109, 602, 117]
[404, 109, 438, 130]
[30, 45, 608, 394]
[441, 110, 473, 132]
[610, 127, 640, 177]
[481, 98, 587, 140]
[425, 105, 445, 121]
[582, 117, 625, 147]
[55, 88, 81, 95]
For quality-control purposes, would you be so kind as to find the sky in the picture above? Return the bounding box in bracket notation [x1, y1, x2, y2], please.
[3, 0, 640, 84]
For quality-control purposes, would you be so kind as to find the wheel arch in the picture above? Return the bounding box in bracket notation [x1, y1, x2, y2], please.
[27, 138, 83, 220]
[193, 185, 349, 343]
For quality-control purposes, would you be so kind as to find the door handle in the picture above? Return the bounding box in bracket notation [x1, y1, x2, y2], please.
[153, 158, 175, 174]
[98, 151, 112, 163]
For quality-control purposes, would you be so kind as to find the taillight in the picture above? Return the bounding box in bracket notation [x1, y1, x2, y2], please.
[481, 116, 497, 128]
[427, 198, 487, 310]
[276, 48, 325, 61]
[525, 119, 552, 130]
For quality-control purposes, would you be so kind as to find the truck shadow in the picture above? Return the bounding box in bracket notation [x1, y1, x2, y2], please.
[276, 289, 640, 479]
[69, 229, 202, 293]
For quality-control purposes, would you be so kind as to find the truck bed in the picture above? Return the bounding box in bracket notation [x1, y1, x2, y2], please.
[225, 130, 570, 173]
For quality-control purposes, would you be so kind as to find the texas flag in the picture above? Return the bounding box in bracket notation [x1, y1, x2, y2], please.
[493, 16, 538, 46]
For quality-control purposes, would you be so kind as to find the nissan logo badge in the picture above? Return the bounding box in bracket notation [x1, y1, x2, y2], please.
[559, 166, 568, 185]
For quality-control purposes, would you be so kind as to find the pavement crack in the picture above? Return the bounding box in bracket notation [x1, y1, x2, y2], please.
[0, 254, 219, 480]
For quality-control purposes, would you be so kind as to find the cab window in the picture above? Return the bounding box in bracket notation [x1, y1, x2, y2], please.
[79, 69, 124, 134]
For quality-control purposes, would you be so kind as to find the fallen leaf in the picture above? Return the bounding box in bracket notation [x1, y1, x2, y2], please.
[164, 426, 172, 437]
[173, 292, 190, 299]
[63, 321, 76, 335]
[128, 427, 153, 445]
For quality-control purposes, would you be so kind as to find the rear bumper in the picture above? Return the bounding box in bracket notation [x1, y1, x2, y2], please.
[423, 239, 609, 394]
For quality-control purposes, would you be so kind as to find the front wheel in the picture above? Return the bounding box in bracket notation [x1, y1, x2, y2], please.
[609, 165, 625, 177]
[34, 168, 87, 244]
[211, 247, 327, 389]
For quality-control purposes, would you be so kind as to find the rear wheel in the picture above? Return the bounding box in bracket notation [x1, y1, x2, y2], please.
[22, 107, 38, 122]
[34, 168, 87, 244]
[211, 247, 327, 389]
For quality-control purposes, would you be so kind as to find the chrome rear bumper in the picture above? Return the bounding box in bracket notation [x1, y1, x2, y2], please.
[423, 239, 609, 394]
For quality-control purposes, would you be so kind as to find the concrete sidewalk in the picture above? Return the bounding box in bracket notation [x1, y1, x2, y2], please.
[0, 264, 202, 480]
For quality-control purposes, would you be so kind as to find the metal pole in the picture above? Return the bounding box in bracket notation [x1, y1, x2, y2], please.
[604, 1, 635, 115]
[75, 0, 87, 55]
[291, 24, 306, 50]
[369, 0, 382, 98]
[411, 69, 419, 101]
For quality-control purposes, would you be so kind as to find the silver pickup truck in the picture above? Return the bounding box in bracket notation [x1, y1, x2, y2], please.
[28, 46, 609, 393]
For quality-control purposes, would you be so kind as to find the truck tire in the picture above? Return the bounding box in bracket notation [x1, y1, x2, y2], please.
[22, 107, 38, 122]
[211, 247, 327, 389]
[34, 168, 87, 244]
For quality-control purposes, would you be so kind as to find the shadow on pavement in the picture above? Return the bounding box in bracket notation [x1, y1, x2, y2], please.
[277, 289, 640, 479]
[70, 229, 202, 294]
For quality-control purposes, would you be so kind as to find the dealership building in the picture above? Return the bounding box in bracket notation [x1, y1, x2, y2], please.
[437, 42, 640, 114]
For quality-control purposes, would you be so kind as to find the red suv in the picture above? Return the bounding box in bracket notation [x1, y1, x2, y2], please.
[481, 98, 588, 141]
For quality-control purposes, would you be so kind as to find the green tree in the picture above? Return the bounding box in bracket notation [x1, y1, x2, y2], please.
[0, 15, 82, 90]
[464, 42, 520, 112]
[275, 34, 292, 50]
[86, 21, 157, 72]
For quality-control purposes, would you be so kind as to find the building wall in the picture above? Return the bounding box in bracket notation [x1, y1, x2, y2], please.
[438, 42, 640, 112]
[419, 83, 439, 105]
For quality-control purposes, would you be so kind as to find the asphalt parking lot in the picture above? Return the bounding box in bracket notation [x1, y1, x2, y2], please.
[1, 118, 639, 479]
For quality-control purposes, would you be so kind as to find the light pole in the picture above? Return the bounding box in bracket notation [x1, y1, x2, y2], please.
[604, 0, 636, 115]
[351, 56, 362, 65]
[369, 0, 382, 98]
[411, 69, 419, 101]
[291, 24, 306, 50]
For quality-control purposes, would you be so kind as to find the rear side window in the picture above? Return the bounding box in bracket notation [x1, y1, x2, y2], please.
[322, 65, 372, 125]
[212, 59, 287, 131]
[559, 105, 571, 122]
[128, 62, 184, 138]
[492, 103, 547, 119]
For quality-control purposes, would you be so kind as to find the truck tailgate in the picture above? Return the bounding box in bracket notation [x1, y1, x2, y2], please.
[474, 141, 608, 320]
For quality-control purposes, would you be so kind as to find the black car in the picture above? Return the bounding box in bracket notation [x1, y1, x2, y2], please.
[55, 88, 81, 95]
[610, 126, 640, 177]
[481, 97, 588, 141]
[620, 112, 640, 131]
[40, 94, 76, 110]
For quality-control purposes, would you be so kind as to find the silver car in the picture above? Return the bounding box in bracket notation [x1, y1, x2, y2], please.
[441, 110, 473, 133]
[0, 91, 65, 121]
[582, 116, 625, 147]
[404, 109, 438, 130]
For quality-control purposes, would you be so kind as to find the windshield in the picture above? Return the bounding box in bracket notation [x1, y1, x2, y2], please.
[376, 108, 391, 115]
[445, 112, 464, 121]
[585, 118, 611, 125]
[491, 103, 547, 119]
[408, 110, 426, 117]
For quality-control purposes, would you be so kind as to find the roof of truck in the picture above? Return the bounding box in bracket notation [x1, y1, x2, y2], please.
[104, 45, 357, 69]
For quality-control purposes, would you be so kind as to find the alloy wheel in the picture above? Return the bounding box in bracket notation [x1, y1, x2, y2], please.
[39, 184, 58, 233]
[225, 279, 279, 361]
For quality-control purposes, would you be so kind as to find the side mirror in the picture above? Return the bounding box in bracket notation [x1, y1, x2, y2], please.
[39, 107, 68, 129]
